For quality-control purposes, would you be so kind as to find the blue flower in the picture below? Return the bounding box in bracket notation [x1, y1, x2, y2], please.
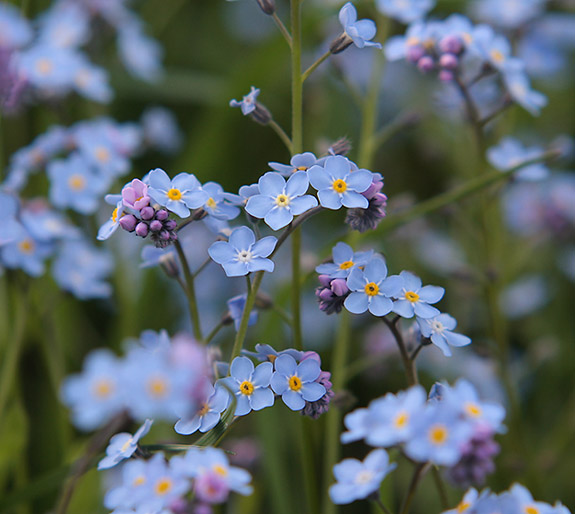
[308, 156, 373, 210]
[376, 0, 435, 24]
[392, 270, 445, 319]
[442, 488, 480, 514]
[117, 21, 163, 82]
[208, 226, 277, 277]
[509, 484, 555, 514]
[242, 343, 304, 363]
[97, 199, 125, 241]
[0, 228, 53, 277]
[270, 354, 326, 411]
[98, 419, 153, 470]
[329, 449, 396, 504]
[218, 357, 274, 416]
[47, 153, 110, 214]
[344, 257, 403, 316]
[0, 3, 32, 49]
[503, 68, 548, 116]
[245, 171, 318, 230]
[72, 58, 112, 103]
[227, 294, 258, 330]
[268, 152, 319, 177]
[174, 382, 229, 435]
[230, 86, 260, 115]
[201, 181, 241, 220]
[487, 137, 549, 181]
[0, 191, 24, 245]
[223, 184, 260, 207]
[338, 3, 383, 50]
[75, 131, 129, 178]
[404, 403, 473, 466]
[417, 313, 472, 356]
[16, 45, 79, 90]
[147, 168, 208, 218]
[472, 0, 545, 30]
[316, 242, 374, 279]
[141, 106, 183, 154]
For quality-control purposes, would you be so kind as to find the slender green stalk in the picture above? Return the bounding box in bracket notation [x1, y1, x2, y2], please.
[291, 0, 303, 154]
[268, 119, 293, 153]
[174, 239, 202, 341]
[322, 311, 351, 514]
[372, 110, 420, 152]
[297, 417, 320, 513]
[272, 304, 293, 326]
[399, 462, 429, 514]
[193, 255, 212, 278]
[291, 227, 303, 351]
[273, 12, 292, 48]
[205, 320, 226, 344]
[374, 497, 394, 514]
[302, 50, 331, 82]
[431, 466, 449, 510]
[382, 317, 417, 387]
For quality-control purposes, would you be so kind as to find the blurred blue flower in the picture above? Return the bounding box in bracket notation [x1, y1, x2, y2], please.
[472, 0, 546, 30]
[308, 156, 373, 210]
[376, 0, 435, 24]
[16, 45, 80, 90]
[270, 354, 326, 411]
[0, 3, 33, 49]
[316, 241, 374, 279]
[0, 228, 53, 277]
[392, 270, 444, 319]
[417, 313, 472, 356]
[245, 171, 318, 230]
[230, 86, 260, 115]
[329, 449, 396, 504]
[118, 20, 163, 82]
[338, 3, 382, 50]
[269, 152, 319, 177]
[98, 419, 153, 470]
[242, 343, 304, 363]
[344, 257, 403, 316]
[218, 357, 274, 416]
[0, 191, 24, 245]
[37, 3, 90, 49]
[227, 294, 258, 330]
[208, 226, 277, 277]
[147, 168, 207, 218]
[175, 382, 229, 435]
[503, 68, 547, 116]
[47, 153, 110, 214]
[141, 106, 183, 154]
[487, 137, 549, 181]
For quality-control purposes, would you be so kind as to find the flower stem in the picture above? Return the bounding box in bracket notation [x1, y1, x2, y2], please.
[301, 50, 331, 82]
[205, 320, 225, 344]
[268, 119, 293, 153]
[375, 497, 394, 514]
[399, 462, 429, 514]
[174, 239, 203, 341]
[291, 0, 303, 154]
[431, 466, 449, 510]
[291, 227, 303, 351]
[273, 12, 292, 48]
[382, 316, 418, 387]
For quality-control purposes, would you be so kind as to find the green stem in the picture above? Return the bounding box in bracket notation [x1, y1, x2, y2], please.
[205, 321, 226, 344]
[382, 317, 417, 387]
[372, 110, 420, 152]
[399, 462, 429, 514]
[174, 239, 202, 341]
[272, 12, 292, 48]
[301, 50, 331, 82]
[291, 227, 303, 351]
[431, 466, 449, 510]
[268, 119, 293, 153]
[272, 304, 293, 326]
[375, 497, 394, 514]
[322, 311, 351, 514]
[297, 417, 320, 513]
[291, 0, 303, 154]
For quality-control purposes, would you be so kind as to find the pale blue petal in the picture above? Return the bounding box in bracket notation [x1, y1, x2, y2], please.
[251, 361, 273, 387]
[274, 354, 297, 376]
[282, 389, 305, 410]
[246, 195, 275, 218]
[265, 207, 293, 230]
[147, 168, 170, 190]
[340, 191, 369, 208]
[418, 285, 445, 303]
[430, 334, 452, 356]
[250, 387, 274, 410]
[392, 300, 415, 318]
[368, 295, 393, 316]
[230, 356, 254, 381]
[339, 2, 357, 27]
[400, 271, 421, 291]
[444, 331, 471, 347]
[174, 416, 201, 435]
[297, 359, 321, 382]
[308, 166, 332, 190]
[345, 170, 373, 192]
[437, 313, 457, 330]
[208, 241, 235, 264]
[344, 292, 369, 313]
[229, 226, 255, 250]
[301, 382, 326, 402]
[333, 242, 353, 264]
[289, 195, 318, 215]
[199, 412, 220, 432]
[326, 156, 351, 179]
[259, 172, 285, 196]
[165, 199, 190, 218]
[248, 257, 274, 273]
[346, 268, 366, 291]
[182, 189, 209, 209]
[379, 275, 404, 297]
[413, 302, 440, 319]
[173, 173, 200, 190]
[285, 171, 309, 197]
[364, 258, 387, 282]
[235, 395, 251, 416]
[222, 261, 249, 277]
[271, 372, 288, 394]
[318, 189, 342, 210]
[251, 236, 277, 257]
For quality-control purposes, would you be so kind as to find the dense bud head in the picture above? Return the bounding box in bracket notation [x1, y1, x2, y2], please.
[165, 219, 178, 230]
[119, 214, 137, 232]
[417, 56, 435, 73]
[439, 53, 458, 70]
[406, 45, 425, 63]
[149, 220, 163, 232]
[438, 35, 463, 55]
[256, 0, 276, 15]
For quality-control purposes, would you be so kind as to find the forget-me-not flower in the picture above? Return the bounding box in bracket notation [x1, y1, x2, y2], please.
[218, 357, 274, 416]
[487, 137, 549, 181]
[308, 156, 373, 210]
[147, 168, 208, 218]
[201, 181, 240, 220]
[230, 86, 260, 115]
[329, 449, 396, 504]
[271, 354, 326, 411]
[208, 226, 277, 277]
[174, 382, 229, 435]
[503, 69, 548, 116]
[316, 241, 374, 279]
[245, 171, 318, 230]
[392, 270, 445, 319]
[337, 3, 383, 51]
[344, 257, 403, 316]
[98, 419, 153, 470]
[269, 152, 319, 177]
[376, 0, 435, 24]
[417, 313, 472, 356]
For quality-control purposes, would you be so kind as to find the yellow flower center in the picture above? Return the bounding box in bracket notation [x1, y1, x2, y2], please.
[95, 147, 109, 162]
[289, 376, 303, 392]
[295, 166, 308, 171]
[429, 424, 448, 445]
[206, 197, 217, 208]
[121, 438, 134, 452]
[275, 194, 290, 207]
[68, 174, 86, 191]
[18, 239, 34, 254]
[525, 506, 540, 514]
[133, 475, 146, 487]
[491, 49, 505, 63]
[406, 36, 420, 47]
[355, 470, 374, 484]
[36, 58, 53, 75]
[462, 33, 472, 44]
[112, 207, 120, 223]
[198, 403, 210, 416]
[213, 465, 228, 476]
[93, 379, 113, 398]
[332, 179, 347, 193]
[154, 477, 173, 496]
[456, 501, 471, 513]
[405, 291, 420, 303]
[393, 411, 409, 429]
[464, 402, 482, 418]
[168, 188, 182, 201]
[267, 354, 277, 364]
[239, 380, 254, 395]
[147, 377, 168, 398]
[364, 282, 379, 296]
[339, 260, 354, 270]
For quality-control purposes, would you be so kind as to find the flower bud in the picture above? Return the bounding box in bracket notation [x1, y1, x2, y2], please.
[255, 0, 275, 15]
[439, 70, 454, 82]
[140, 206, 155, 220]
[417, 56, 435, 73]
[155, 209, 169, 221]
[119, 214, 137, 232]
[249, 103, 272, 125]
[150, 220, 163, 232]
[135, 222, 149, 237]
[330, 33, 353, 55]
[406, 45, 425, 63]
[439, 53, 458, 70]
[438, 35, 463, 55]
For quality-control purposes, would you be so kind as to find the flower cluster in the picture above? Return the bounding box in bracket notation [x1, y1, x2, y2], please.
[218, 346, 334, 419]
[60, 330, 209, 430]
[333, 380, 505, 504]
[444, 483, 570, 514]
[103, 447, 252, 514]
